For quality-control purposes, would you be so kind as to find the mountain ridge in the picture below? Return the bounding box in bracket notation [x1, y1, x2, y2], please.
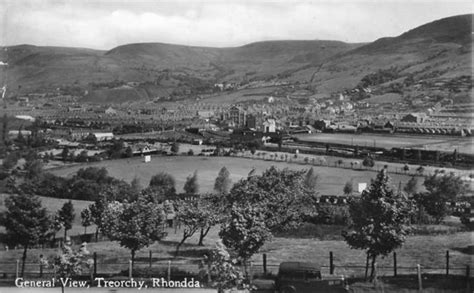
[0, 14, 471, 104]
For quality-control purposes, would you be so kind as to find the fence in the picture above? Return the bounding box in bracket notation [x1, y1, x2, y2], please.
[1, 250, 470, 282]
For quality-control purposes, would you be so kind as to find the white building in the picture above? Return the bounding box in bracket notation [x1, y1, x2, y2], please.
[92, 132, 114, 141]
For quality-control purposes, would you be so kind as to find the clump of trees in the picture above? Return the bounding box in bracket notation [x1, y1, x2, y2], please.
[19, 166, 138, 201]
[362, 156, 375, 169]
[146, 172, 177, 200]
[414, 171, 467, 223]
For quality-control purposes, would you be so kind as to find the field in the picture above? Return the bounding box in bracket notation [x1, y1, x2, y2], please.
[199, 86, 280, 104]
[295, 133, 474, 154]
[0, 194, 96, 237]
[48, 156, 416, 195]
[0, 222, 471, 279]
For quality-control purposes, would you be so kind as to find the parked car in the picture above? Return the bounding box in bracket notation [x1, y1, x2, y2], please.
[253, 262, 349, 293]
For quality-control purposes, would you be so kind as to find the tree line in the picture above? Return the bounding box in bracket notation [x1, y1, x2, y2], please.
[0, 162, 468, 283]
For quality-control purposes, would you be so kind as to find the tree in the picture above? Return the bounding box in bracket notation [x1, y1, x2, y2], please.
[174, 199, 204, 256]
[304, 167, 319, 192]
[80, 208, 92, 234]
[343, 180, 353, 195]
[403, 176, 418, 195]
[1, 193, 53, 277]
[77, 150, 89, 162]
[184, 170, 199, 195]
[24, 159, 43, 180]
[416, 166, 425, 175]
[214, 166, 232, 195]
[53, 241, 92, 293]
[197, 194, 223, 246]
[61, 147, 70, 162]
[227, 167, 312, 232]
[417, 172, 467, 222]
[221, 167, 312, 266]
[1, 113, 8, 143]
[170, 142, 180, 154]
[219, 203, 271, 274]
[362, 156, 375, 169]
[102, 197, 165, 269]
[130, 177, 142, 193]
[207, 241, 247, 291]
[57, 200, 75, 238]
[2, 152, 19, 170]
[125, 146, 133, 158]
[343, 169, 414, 281]
[403, 164, 410, 174]
[149, 172, 176, 197]
[88, 194, 109, 240]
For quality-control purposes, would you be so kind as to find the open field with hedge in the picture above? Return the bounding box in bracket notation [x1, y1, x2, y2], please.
[48, 156, 416, 195]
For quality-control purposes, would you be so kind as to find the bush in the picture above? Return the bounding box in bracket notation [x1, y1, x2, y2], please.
[306, 204, 351, 225]
[460, 215, 474, 231]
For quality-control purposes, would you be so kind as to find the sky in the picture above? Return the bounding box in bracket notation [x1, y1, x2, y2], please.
[0, 0, 472, 50]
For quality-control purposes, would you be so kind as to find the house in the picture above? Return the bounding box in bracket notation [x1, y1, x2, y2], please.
[92, 132, 114, 141]
[68, 106, 85, 113]
[401, 113, 427, 123]
[105, 107, 117, 115]
[263, 119, 276, 133]
[197, 110, 214, 119]
[228, 106, 246, 127]
[8, 130, 32, 139]
[18, 97, 30, 107]
[314, 119, 332, 131]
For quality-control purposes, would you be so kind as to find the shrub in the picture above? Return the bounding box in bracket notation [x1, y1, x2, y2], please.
[307, 204, 351, 225]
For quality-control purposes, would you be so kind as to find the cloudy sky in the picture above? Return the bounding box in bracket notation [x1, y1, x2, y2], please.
[0, 0, 471, 50]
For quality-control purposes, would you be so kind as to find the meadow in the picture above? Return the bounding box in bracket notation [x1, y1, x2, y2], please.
[48, 155, 416, 195]
[0, 194, 97, 237]
[295, 133, 470, 151]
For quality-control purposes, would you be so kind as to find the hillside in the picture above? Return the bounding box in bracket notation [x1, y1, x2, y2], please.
[0, 14, 471, 104]
[295, 14, 472, 95]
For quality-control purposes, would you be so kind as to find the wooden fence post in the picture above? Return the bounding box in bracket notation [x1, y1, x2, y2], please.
[466, 265, 471, 292]
[167, 260, 171, 282]
[207, 261, 211, 284]
[263, 254, 267, 276]
[393, 252, 397, 277]
[15, 259, 19, 279]
[93, 252, 97, 278]
[417, 264, 422, 291]
[149, 251, 152, 277]
[364, 254, 369, 281]
[329, 251, 334, 275]
[249, 261, 253, 285]
[446, 250, 449, 276]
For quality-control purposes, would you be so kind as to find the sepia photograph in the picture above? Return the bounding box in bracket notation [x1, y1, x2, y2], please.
[0, 0, 472, 292]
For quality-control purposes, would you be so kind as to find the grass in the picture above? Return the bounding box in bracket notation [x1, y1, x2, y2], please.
[0, 194, 96, 237]
[47, 155, 416, 195]
[0, 222, 471, 279]
[295, 133, 468, 151]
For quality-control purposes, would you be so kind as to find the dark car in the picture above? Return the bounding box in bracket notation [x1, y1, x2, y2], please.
[274, 262, 349, 293]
